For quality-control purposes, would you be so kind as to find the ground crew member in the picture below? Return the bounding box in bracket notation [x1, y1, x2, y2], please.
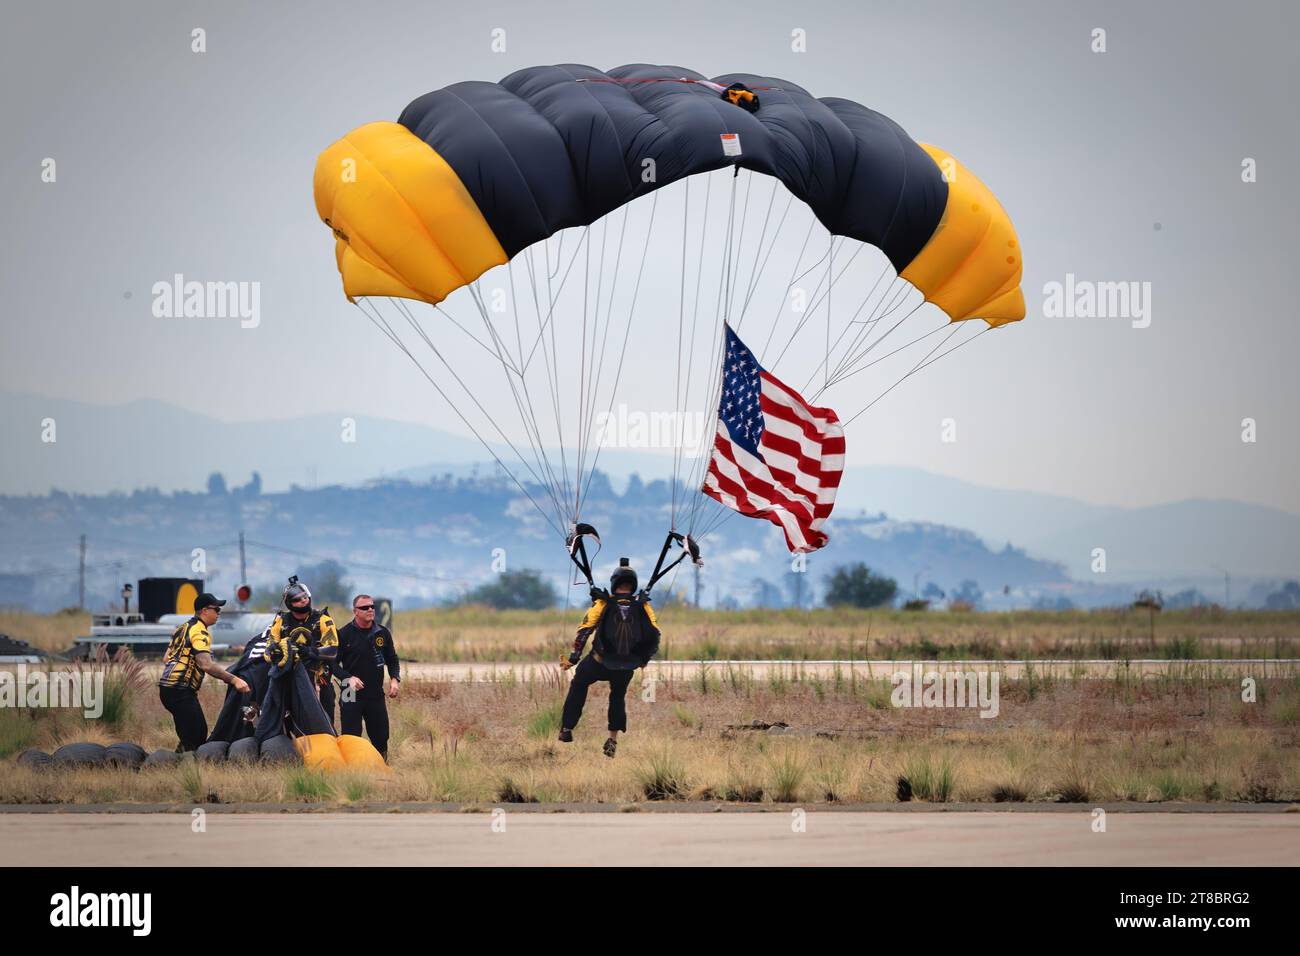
[332, 594, 400, 759]
[158, 593, 250, 751]
[559, 559, 660, 758]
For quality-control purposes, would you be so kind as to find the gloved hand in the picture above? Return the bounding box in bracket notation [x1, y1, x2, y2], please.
[266, 637, 289, 667]
[590, 586, 610, 603]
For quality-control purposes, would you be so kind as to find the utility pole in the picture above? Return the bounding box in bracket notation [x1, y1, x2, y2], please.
[78, 534, 86, 609]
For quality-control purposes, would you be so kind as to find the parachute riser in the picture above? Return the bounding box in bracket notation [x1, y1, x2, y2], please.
[566, 523, 601, 589]
[645, 530, 702, 594]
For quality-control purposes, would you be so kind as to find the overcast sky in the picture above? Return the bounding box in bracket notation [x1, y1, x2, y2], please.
[2, 0, 1296, 514]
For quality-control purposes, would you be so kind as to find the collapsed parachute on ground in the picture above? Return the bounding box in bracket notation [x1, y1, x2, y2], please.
[203, 627, 390, 772]
[314, 64, 1024, 564]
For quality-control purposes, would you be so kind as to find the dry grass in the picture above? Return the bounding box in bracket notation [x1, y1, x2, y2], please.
[4, 607, 1298, 663]
[2, 665, 1297, 806]
[334, 606, 1300, 663]
[0, 608, 89, 655]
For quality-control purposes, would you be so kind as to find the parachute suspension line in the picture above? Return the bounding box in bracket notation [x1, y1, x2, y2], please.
[575, 206, 633, 522]
[502, 264, 578, 524]
[682, 171, 745, 539]
[426, 303, 518, 371]
[718, 167, 741, 326]
[824, 282, 924, 387]
[577, 191, 661, 517]
[798, 261, 895, 393]
[685, 173, 741, 510]
[520, 227, 589, 373]
[380, 296, 565, 527]
[768, 237, 865, 372]
[352, 299, 564, 539]
[722, 169, 756, 326]
[521, 242, 572, 513]
[671, 176, 691, 525]
[826, 231, 833, 390]
[758, 198, 816, 366]
[573, 217, 597, 522]
[582, 215, 616, 517]
[842, 323, 992, 428]
[814, 320, 951, 397]
[522, 232, 587, 521]
[675, 173, 719, 531]
[459, 283, 570, 528]
[734, 177, 788, 331]
[799, 271, 905, 395]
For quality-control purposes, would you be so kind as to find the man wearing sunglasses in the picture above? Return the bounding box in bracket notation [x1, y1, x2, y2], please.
[331, 594, 400, 759]
[158, 592, 250, 751]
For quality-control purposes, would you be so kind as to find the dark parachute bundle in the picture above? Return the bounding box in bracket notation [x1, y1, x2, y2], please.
[52, 742, 108, 767]
[17, 749, 54, 770]
[206, 629, 274, 744]
[104, 742, 147, 768]
[252, 645, 335, 743]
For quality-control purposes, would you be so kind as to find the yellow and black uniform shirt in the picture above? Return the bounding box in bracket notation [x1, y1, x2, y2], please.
[264, 609, 338, 685]
[158, 616, 212, 691]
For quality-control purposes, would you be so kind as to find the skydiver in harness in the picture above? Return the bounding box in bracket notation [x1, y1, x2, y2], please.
[559, 527, 700, 757]
[252, 576, 340, 742]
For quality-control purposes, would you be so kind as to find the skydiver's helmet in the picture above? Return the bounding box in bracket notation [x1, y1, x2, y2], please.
[610, 558, 637, 595]
[283, 577, 312, 615]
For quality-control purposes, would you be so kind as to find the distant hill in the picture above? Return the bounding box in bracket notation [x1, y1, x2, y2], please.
[3, 391, 1298, 587]
[0, 470, 1071, 613]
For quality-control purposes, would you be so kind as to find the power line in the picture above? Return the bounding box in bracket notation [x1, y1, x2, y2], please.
[242, 539, 476, 586]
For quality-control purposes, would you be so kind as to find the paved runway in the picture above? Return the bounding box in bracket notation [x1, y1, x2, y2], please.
[3, 810, 1296, 866]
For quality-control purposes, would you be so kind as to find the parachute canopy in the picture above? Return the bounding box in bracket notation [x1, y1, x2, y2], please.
[315, 64, 1023, 327]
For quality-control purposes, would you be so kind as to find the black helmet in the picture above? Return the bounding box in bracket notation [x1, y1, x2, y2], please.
[283, 576, 312, 612]
[610, 558, 637, 593]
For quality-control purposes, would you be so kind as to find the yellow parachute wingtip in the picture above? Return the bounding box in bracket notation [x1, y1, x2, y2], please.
[902, 144, 1025, 326]
[314, 122, 508, 307]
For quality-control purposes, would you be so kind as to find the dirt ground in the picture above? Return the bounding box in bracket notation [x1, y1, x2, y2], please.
[2, 810, 1296, 866]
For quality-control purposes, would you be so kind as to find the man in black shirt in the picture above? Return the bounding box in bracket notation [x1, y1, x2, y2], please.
[332, 594, 400, 759]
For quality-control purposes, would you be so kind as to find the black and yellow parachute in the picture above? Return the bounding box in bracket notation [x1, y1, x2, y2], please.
[315, 63, 1022, 325]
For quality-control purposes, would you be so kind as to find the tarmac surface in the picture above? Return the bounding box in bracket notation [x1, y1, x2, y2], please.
[2, 809, 1296, 866]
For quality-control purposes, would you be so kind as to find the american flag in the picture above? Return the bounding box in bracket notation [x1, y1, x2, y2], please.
[701, 324, 846, 553]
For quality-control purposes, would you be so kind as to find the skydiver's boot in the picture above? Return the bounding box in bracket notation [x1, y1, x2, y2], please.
[558, 728, 574, 743]
[603, 737, 617, 758]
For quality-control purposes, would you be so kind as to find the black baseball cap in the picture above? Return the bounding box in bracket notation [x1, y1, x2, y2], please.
[195, 593, 227, 612]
